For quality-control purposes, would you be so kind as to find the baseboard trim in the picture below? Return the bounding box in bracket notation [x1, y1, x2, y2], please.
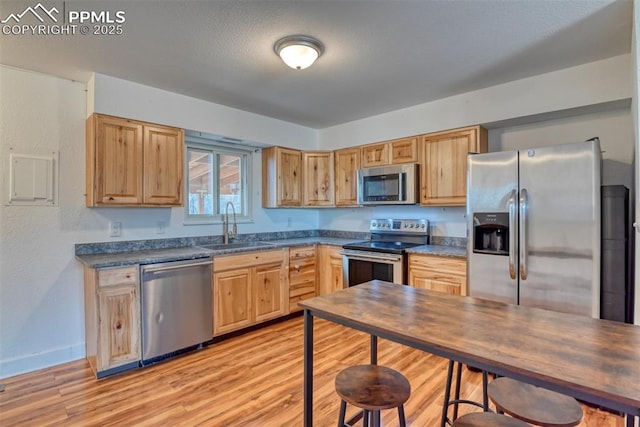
[0, 343, 85, 379]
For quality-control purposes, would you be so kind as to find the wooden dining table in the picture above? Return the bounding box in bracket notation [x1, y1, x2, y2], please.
[299, 280, 640, 427]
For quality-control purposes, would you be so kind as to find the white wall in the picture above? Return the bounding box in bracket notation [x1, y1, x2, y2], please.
[0, 67, 319, 379]
[0, 67, 88, 377]
[319, 54, 631, 150]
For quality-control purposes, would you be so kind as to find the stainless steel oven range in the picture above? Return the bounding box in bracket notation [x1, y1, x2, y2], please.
[342, 219, 429, 287]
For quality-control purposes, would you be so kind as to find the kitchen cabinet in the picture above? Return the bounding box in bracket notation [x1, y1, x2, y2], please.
[302, 151, 334, 206]
[318, 245, 344, 295]
[420, 125, 487, 206]
[288, 245, 317, 312]
[262, 146, 302, 207]
[83, 265, 141, 377]
[86, 114, 184, 207]
[361, 136, 419, 168]
[334, 147, 361, 206]
[408, 254, 467, 296]
[213, 249, 287, 336]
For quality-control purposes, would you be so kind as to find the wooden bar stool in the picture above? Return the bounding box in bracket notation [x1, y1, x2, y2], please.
[488, 377, 583, 427]
[453, 412, 530, 427]
[335, 364, 410, 427]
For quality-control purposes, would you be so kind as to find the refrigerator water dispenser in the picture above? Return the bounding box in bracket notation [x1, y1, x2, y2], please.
[472, 212, 509, 255]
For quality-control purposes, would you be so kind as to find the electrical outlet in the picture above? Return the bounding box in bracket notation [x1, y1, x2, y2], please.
[109, 221, 121, 237]
[157, 221, 166, 234]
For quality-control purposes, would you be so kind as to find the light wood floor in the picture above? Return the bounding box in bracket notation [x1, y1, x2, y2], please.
[0, 316, 624, 426]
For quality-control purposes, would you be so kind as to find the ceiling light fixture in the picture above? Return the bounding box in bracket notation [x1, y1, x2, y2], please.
[274, 35, 324, 70]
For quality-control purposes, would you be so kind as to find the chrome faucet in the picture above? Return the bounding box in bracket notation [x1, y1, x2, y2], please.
[222, 201, 237, 244]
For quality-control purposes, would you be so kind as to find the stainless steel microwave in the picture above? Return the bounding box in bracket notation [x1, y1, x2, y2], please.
[357, 163, 419, 205]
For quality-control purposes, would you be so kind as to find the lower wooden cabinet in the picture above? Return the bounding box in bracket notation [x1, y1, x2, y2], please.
[408, 254, 467, 296]
[83, 265, 141, 377]
[318, 244, 344, 295]
[213, 249, 287, 336]
[288, 245, 317, 312]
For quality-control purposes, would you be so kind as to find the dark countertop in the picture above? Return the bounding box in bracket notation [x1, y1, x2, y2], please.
[76, 237, 466, 269]
[406, 244, 466, 259]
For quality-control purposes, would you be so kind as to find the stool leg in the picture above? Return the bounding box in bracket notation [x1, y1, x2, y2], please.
[337, 400, 347, 427]
[452, 362, 462, 421]
[371, 410, 380, 427]
[482, 370, 489, 412]
[441, 360, 455, 427]
[363, 409, 369, 427]
[398, 405, 407, 427]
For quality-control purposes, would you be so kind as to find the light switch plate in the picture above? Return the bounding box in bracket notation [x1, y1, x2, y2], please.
[109, 221, 121, 237]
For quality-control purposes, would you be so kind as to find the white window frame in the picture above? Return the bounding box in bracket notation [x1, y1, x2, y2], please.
[184, 137, 253, 224]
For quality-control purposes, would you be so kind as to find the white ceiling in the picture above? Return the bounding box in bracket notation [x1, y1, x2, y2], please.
[0, 0, 632, 129]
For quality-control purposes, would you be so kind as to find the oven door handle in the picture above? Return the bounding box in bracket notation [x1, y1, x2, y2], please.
[340, 251, 403, 263]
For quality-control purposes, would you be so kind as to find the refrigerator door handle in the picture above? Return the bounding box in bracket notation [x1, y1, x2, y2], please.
[519, 188, 528, 280]
[508, 190, 517, 280]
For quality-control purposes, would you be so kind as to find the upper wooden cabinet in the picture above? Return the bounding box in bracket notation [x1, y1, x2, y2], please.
[262, 146, 302, 207]
[361, 136, 418, 168]
[302, 151, 334, 206]
[334, 147, 361, 206]
[420, 125, 487, 206]
[86, 114, 184, 207]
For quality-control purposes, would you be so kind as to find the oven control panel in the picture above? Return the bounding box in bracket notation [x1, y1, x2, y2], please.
[369, 219, 429, 234]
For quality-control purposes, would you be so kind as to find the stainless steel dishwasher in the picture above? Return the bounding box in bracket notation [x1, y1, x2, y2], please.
[141, 257, 213, 361]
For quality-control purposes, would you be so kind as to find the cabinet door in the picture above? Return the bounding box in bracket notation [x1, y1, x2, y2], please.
[143, 125, 184, 205]
[408, 254, 467, 295]
[328, 254, 344, 293]
[94, 115, 143, 205]
[254, 262, 287, 322]
[318, 245, 344, 295]
[302, 151, 335, 206]
[409, 268, 465, 295]
[213, 269, 252, 336]
[361, 143, 389, 167]
[279, 147, 303, 206]
[390, 137, 418, 164]
[421, 126, 487, 206]
[334, 148, 361, 206]
[97, 285, 140, 371]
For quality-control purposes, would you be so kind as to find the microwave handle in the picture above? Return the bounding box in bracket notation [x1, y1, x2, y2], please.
[399, 172, 405, 199]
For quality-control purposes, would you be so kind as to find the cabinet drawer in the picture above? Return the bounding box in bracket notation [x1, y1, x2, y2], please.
[289, 282, 316, 297]
[214, 249, 284, 272]
[289, 259, 316, 285]
[97, 266, 139, 287]
[289, 292, 315, 312]
[408, 254, 466, 276]
[289, 245, 316, 260]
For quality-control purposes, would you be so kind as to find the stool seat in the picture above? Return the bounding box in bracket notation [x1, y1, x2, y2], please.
[336, 365, 410, 427]
[488, 377, 583, 427]
[452, 412, 530, 427]
[335, 365, 410, 410]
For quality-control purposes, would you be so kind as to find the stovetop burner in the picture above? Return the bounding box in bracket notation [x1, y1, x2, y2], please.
[342, 219, 430, 254]
[342, 240, 423, 254]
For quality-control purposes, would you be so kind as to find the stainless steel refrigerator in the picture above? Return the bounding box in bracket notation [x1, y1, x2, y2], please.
[466, 140, 601, 317]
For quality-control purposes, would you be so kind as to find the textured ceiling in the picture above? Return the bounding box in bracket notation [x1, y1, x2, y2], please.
[0, 0, 632, 128]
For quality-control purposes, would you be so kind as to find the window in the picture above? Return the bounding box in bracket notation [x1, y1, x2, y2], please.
[185, 139, 252, 223]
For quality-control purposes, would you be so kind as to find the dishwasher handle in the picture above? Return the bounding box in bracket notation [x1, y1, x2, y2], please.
[142, 258, 212, 274]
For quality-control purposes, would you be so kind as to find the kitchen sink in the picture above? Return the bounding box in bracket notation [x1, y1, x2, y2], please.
[198, 241, 275, 251]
